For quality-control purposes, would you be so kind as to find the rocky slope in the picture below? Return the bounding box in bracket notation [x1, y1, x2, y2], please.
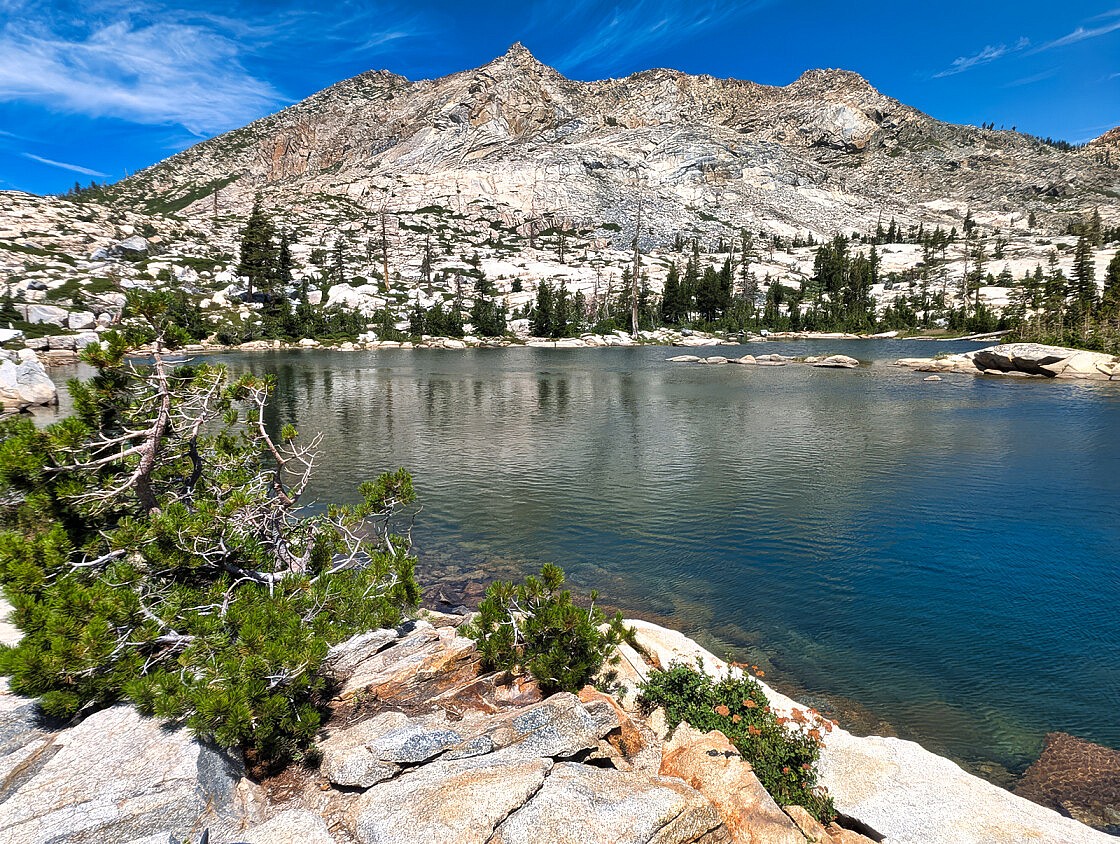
[1, 46, 1118, 355]
[0, 599, 1113, 844]
[111, 43, 1119, 243]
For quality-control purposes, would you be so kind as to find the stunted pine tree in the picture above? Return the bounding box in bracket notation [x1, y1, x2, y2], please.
[0, 292, 419, 763]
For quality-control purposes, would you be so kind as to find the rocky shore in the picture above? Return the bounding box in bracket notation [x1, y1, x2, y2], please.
[895, 343, 1120, 382]
[0, 598, 1113, 844]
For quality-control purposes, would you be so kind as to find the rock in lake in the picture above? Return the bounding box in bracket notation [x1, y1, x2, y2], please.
[1015, 732, 1120, 832]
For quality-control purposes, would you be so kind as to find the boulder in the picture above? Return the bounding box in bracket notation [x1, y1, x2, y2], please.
[701, 356, 729, 365]
[667, 355, 700, 363]
[22, 304, 68, 326]
[319, 711, 463, 788]
[923, 375, 942, 382]
[659, 724, 804, 844]
[623, 620, 1114, 844]
[971, 343, 1088, 377]
[67, 311, 96, 330]
[483, 691, 619, 761]
[347, 749, 553, 844]
[0, 706, 259, 844]
[109, 236, 150, 257]
[320, 628, 401, 684]
[488, 762, 728, 844]
[1014, 732, 1120, 832]
[817, 728, 1116, 844]
[1, 355, 58, 407]
[73, 331, 101, 350]
[812, 355, 859, 369]
[333, 620, 479, 705]
[0, 328, 23, 343]
[319, 711, 414, 787]
[46, 334, 76, 350]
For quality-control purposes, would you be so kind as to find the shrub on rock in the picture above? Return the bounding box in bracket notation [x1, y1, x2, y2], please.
[638, 662, 835, 823]
[463, 563, 632, 695]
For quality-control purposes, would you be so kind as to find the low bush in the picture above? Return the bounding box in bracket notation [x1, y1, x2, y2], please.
[462, 563, 632, 694]
[638, 662, 835, 822]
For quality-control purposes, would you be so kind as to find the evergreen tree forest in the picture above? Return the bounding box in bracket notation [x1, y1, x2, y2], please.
[223, 201, 1119, 350]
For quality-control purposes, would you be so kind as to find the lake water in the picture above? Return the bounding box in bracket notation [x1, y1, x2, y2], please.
[45, 340, 1120, 776]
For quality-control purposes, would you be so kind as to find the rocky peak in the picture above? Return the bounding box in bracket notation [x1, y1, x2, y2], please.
[482, 41, 553, 77]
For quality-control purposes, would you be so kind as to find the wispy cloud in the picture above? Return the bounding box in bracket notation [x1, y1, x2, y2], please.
[933, 38, 1030, 78]
[1031, 17, 1120, 52]
[22, 152, 108, 177]
[537, 0, 769, 73]
[1002, 68, 1057, 88]
[0, 16, 285, 135]
[0, 1, 425, 136]
[935, 10, 1120, 78]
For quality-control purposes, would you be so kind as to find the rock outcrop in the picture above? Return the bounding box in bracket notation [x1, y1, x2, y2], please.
[0, 351, 58, 410]
[0, 606, 1114, 843]
[895, 343, 1120, 382]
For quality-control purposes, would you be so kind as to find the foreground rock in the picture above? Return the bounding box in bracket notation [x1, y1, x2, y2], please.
[617, 620, 1113, 844]
[895, 343, 1120, 381]
[0, 705, 261, 844]
[660, 724, 806, 844]
[0, 609, 1113, 843]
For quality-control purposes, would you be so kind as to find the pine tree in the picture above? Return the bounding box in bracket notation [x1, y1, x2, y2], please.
[661, 263, 683, 324]
[0, 293, 420, 763]
[236, 197, 278, 300]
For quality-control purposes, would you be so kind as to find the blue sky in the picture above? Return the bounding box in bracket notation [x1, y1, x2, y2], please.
[1, 0, 1118, 195]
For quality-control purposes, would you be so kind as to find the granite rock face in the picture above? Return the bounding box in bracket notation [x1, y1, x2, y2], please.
[0, 352, 58, 408]
[622, 619, 1115, 844]
[0, 705, 261, 844]
[659, 723, 805, 844]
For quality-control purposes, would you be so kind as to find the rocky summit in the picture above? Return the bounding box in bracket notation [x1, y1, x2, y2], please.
[113, 42, 1117, 241]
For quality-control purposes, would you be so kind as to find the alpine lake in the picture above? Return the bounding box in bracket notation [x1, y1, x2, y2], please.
[44, 339, 1120, 785]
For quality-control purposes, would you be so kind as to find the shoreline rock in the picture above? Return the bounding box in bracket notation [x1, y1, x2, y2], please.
[895, 343, 1120, 382]
[1, 597, 1115, 843]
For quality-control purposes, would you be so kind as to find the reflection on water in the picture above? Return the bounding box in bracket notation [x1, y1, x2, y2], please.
[41, 342, 1120, 772]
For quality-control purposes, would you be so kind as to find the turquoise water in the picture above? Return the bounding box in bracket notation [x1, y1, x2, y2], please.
[47, 341, 1120, 773]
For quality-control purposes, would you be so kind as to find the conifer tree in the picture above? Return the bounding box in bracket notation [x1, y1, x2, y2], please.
[236, 197, 278, 299]
[0, 292, 419, 763]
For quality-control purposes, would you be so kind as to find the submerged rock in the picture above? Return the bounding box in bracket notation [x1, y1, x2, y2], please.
[1015, 732, 1120, 832]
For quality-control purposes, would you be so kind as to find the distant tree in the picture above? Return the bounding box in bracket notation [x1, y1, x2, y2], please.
[236, 197, 278, 299]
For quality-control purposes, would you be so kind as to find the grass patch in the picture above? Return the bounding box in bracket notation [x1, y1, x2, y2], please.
[144, 175, 239, 217]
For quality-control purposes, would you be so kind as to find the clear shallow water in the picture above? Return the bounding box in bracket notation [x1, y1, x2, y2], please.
[45, 341, 1120, 773]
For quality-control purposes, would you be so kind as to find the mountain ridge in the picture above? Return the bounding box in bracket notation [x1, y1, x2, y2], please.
[105, 43, 1117, 244]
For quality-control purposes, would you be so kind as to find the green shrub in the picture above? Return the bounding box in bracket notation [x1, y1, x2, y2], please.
[638, 663, 835, 823]
[462, 564, 632, 694]
[0, 291, 420, 765]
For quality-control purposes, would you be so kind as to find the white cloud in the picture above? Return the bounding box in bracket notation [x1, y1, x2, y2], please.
[22, 152, 109, 177]
[933, 44, 1011, 78]
[1033, 18, 1120, 52]
[0, 16, 285, 135]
